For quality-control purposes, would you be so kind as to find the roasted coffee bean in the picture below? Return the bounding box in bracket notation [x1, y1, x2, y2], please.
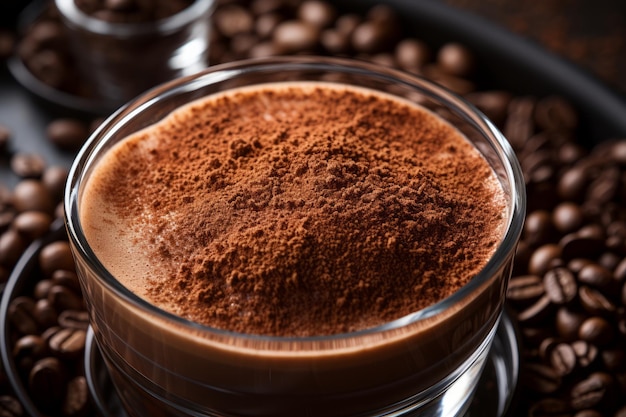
[544, 267, 577, 305]
[517, 295, 554, 324]
[556, 307, 587, 339]
[524, 362, 562, 394]
[42, 166, 69, 201]
[12, 335, 47, 374]
[394, 38, 430, 71]
[273, 19, 321, 52]
[436, 42, 474, 77]
[550, 343, 578, 376]
[0, 230, 27, 267]
[553, 202, 584, 234]
[214, 5, 255, 38]
[8, 296, 38, 335]
[465, 90, 511, 126]
[524, 210, 555, 246]
[39, 241, 75, 277]
[298, 1, 336, 28]
[58, 310, 89, 331]
[46, 119, 89, 152]
[558, 165, 589, 201]
[528, 398, 571, 417]
[535, 96, 578, 131]
[34, 298, 58, 329]
[10, 153, 46, 179]
[504, 96, 535, 151]
[51, 269, 81, 293]
[48, 285, 84, 312]
[571, 340, 599, 368]
[0, 395, 23, 417]
[579, 286, 616, 316]
[351, 20, 396, 54]
[62, 376, 90, 417]
[12, 180, 55, 214]
[578, 316, 614, 346]
[48, 327, 86, 359]
[507, 275, 545, 304]
[578, 263, 613, 290]
[601, 348, 626, 371]
[529, 244, 563, 276]
[539, 337, 561, 360]
[34, 279, 54, 300]
[570, 372, 615, 410]
[29, 357, 67, 412]
[12, 211, 53, 241]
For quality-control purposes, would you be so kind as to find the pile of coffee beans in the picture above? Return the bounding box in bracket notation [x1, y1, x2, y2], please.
[1, 1, 626, 416]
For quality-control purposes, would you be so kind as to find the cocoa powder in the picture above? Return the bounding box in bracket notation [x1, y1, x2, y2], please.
[86, 83, 507, 337]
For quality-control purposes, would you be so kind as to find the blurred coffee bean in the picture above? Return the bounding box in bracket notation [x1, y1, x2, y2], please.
[553, 202, 584, 234]
[29, 357, 67, 412]
[517, 295, 554, 324]
[12, 335, 47, 374]
[62, 376, 90, 417]
[524, 362, 562, 394]
[12, 211, 53, 241]
[0, 395, 23, 417]
[10, 153, 46, 179]
[33, 299, 58, 329]
[48, 327, 86, 359]
[436, 42, 474, 77]
[556, 307, 587, 339]
[214, 5, 255, 37]
[47, 285, 83, 312]
[0, 230, 27, 267]
[7, 297, 38, 336]
[42, 166, 69, 201]
[51, 269, 81, 293]
[298, 1, 336, 28]
[549, 343, 577, 376]
[535, 96, 578, 131]
[570, 372, 615, 410]
[529, 244, 563, 276]
[273, 20, 319, 53]
[578, 264, 613, 290]
[578, 316, 614, 346]
[38, 241, 75, 277]
[507, 275, 545, 305]
[579, 286, 616, 316]
[57, 310, 89, 331]
[46, 119, 89, 152]
[571, 340, 599, 368]
[544, 267, 577, 305]
[394, 38, 430, 71]
[12, 180, 54, 214]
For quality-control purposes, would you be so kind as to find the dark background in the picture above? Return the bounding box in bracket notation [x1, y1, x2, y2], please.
[442, 0, 626, 96]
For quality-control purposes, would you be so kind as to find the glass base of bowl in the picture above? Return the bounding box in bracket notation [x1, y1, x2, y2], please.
[84, 310, 520, 417]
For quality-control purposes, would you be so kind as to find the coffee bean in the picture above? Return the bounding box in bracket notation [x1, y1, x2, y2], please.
[528, 398, 571, 417]
[34, 279, 54, 300]
[539, 337, 561, 360]
[578, 316, 614, 346]
[62, 376, 90, 417]
[0, 230, 27, 267]
[12, 335, 47, 374]
[558, 166, 589, 201]
[51, 269, 81, 293]
[12, 211, 53, 241]
[214, 5, 255, 38]
[535, 96, 578, 131]
[298, 1, 336, 28]
[518, 295, 554, 324]
[553, 202, 584, 234]
[601, 348, 626, 372]
[508, 274, 545, 304]
[465, 90, 512, 127]
[29, 357, 67, 412]
[394, 38, 431, 71]
[0, 395, 23, 417]
[524, 362, 562, 394]
[48, 285, 84, 312]
[351, 20, 395, 54]
[550, 343, 578, 376]
[46, 119, 89, 152]
[10, 153, 46, 179]
[524, 210, 554, 246]
[437, 42, 474, 77]
[8, 296, 38, 335]
[560, 235, 605, 261]
[579, 286, 616, 316]
[42, 166, 69, 201]
[544, 267, 577, 305]
[529, 244, 563, 276]
[570, 372, 615, 410]
[12, 180, 54, 214]
[58, 310, 89, 331]
[578, 264, 613, 290]
[48, 327, 86, 359]
[39, 241, 75, 277]
[556, 307, 587, 339]
[34, 298, 58, 329]
[571, 340, 599, 368]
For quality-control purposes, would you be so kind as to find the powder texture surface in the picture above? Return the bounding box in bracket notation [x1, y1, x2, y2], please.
[81, 83, 507, 337]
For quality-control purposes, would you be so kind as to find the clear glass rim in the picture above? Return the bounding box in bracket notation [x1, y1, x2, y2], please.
[64, 56, 526, 344]
[54, 0, 215, 37]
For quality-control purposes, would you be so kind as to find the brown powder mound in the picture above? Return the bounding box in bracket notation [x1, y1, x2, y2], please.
[97, 83, 506, 337]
